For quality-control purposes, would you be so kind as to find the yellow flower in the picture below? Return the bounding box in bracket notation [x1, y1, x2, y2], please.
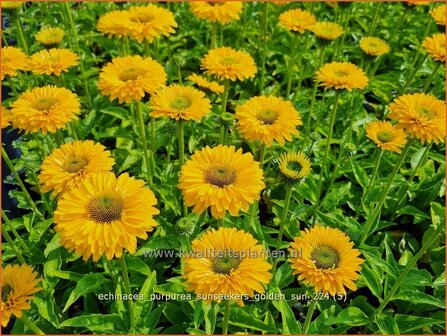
[54, 172, 159, 261]
[97, 10, 132, 38]
[1, 109, 12, 129]
[39, 140, 115, 196]
[10, 85, 80, 134]
[289, 225, 363, 295]
[150, 85, 211, 121]
[406, 0, 430, 5]
[98, 55, 167, 103]
[235, 96, 302, 146]
[431, 4, 446, 25]
[388, 93, 446, 144]
[125, 4, 178, 43]
[187, 73, 224, 94]
[190, 2, 243, 24]
[1, 1, 24, 10]
[316, 62, 369, 91]
[179, 145, 265, 219]
[201, 47, 257, 81]
[359, 37, 390, 57]
[278, 151, 311, 182]
[184, 227, 272, 306]
[310, 22, 344, 40]
[36, 27, 65, 47]
[366, 120, 407, 153]
[1, 46, 28, 80]
[28, 48, 79, 76]
[422, 33, 446, 62]
[279, 9, 316, 33]
[1, 264, 41, 327]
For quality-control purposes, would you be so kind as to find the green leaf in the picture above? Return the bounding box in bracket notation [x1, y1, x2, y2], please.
[63, 273, 106, 312]
[395, 314, 445, 333]
[350, 158, 369, 189]
[325, 307, 369, 327]
[272, 297, 301, 334]
[396, 205, 430, 223]
[392, 290, 445, 309]
[430, 202, 445, 229]
[34, 293, 61, 328]
[433, 271, 446, 288]
[60, 314, 126, 333]
[125, 254, 152, 276]
[374, 314, 400, 335]
[134, 271, 157, 325]
[203, 302, 218, 335]
[143, 306, 164, 333]
[360, 264, 382, 300]
[29, 218, 53, 242]
[229, 308, 276, 333]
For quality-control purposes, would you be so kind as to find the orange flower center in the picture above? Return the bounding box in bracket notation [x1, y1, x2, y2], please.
[88, 193, 124, 223]
[257, 109, 279, 125]
[204, 165, 237, 187]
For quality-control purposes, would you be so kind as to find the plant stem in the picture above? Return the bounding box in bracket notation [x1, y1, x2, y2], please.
[219, 80, 230, 144]
[304, 44, 326, 137]
[136, 101, 153, 186]
[296, 33, 311, 95]
[359, 139, 413, 244]
[391, 145, 431, 217]
[364, 150, 384, 197]
[20, 314, 44, 335]
[302, 299, 317, 335]
[222, 300, 230, 335]
[63, 2, 92, 108]
[374, 221, 444, 317]
[178, 120, 185, 166]
[2, 147, 43, 219]
[2, 212, 30, 252]
[399, 54, 428, 94]
[259, 1, 268, 94]
[14, 16, 28, 53]
[272, 185, 293, 272]
[119, 255, 136, 334]
[150, 117, 156, 154]
[286, 33, 298, 98]
[423, 61, 442, 92]
[211, 22, 217, 49]
[368, 2, 382, 35]
[314, 90, 342, 211]
[2, 228, 27, 264]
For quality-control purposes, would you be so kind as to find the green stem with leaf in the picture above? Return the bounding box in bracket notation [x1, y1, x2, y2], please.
[20, 314, 44, 335]
[359, 139, 413, 244]
[219, 80, 231, 144]
[136, 101, 153, 186]
[364, 150, 384, 197]
[302, 299, 317, 334]
[259, 1, 268, 94]
[222, 300, 231, 335]
[119, 255, 136, 334]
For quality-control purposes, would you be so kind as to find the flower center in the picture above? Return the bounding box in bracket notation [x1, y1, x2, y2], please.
[286, 160, 302, 173]
[257, 109, 279, 125]
[335, 70, 348, 77]
[119, 66, 142, 81]
[211, 252, 243, 275]
[170, 97, 192, 110]
[207, 2, 224, 6]
[87, 193, 124, 223]
[219, 57, 236, 65]
[130, 12, 154, 23]
[311, 245, 340, 270]
[204, 165, 237, 188]
[377, 131, 394, 143]
[63, 157, 88, 173]
[417, 106, 436, 119]
[35, 97, 58, 112]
